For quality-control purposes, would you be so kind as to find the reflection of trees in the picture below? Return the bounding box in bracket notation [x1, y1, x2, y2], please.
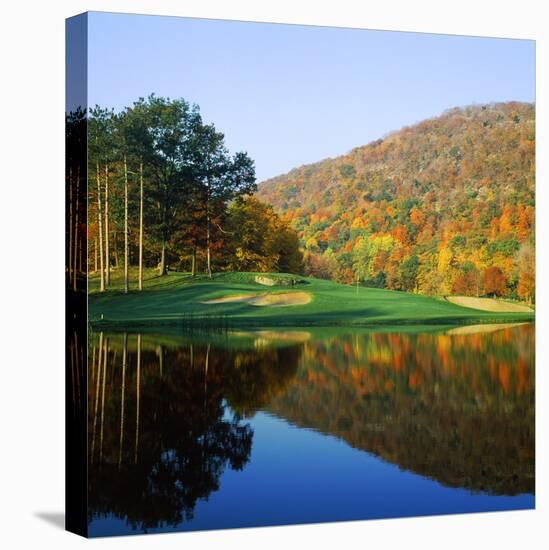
[88, 335, 301, 531]
[223, 346, 302, 418]
[267, 325, 535, 496]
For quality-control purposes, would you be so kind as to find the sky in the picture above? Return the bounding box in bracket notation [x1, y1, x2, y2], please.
[87, 12, 535, 182]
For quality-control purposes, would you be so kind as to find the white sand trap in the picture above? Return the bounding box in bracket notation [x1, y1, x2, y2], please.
[202, 291, 311, 307]
[446, 296, 534, 313]
[255, 275, 276, 286]
[446, 322, 527, 336]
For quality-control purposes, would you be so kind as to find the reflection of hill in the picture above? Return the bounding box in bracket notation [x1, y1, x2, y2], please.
[88, 336, 301, 531]
[267, 325, 535, 495]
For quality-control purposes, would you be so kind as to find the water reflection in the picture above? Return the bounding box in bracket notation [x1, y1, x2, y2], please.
[87, 332, 300, 531]
[267, 324, 534, 496]
[88, 324, 534, 533]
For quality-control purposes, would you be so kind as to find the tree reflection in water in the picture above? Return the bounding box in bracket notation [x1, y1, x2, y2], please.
[267, 324, 535, 495]
[87, 333, 301, 531]
[87, 324, 534, 532]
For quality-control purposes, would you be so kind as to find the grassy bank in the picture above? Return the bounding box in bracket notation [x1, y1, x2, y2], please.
[88, 269, 534, 330]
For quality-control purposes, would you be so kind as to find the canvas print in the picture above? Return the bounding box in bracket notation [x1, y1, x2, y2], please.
[66, 12, 535, 538]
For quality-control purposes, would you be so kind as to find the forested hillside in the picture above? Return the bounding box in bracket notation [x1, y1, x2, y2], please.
[258, 102, 535, 301]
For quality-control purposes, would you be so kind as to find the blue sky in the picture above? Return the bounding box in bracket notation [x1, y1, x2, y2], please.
[88, 12, 535, 182]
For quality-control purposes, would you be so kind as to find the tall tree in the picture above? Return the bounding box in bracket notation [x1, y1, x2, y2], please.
[515, 242, 535, 303]
[96, 164, 104, 292]
[138, 159, 144, 290]
[135, 95, 202, 276]
[118, 101, 155, 288]
[89, 107, 115, 292]
[123, 155, 129, 294]
[104, 164, 110, 286]
[194, 125, 256, 278]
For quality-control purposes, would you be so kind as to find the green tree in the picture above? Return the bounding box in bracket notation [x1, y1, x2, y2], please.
[400, 255, 420, 292]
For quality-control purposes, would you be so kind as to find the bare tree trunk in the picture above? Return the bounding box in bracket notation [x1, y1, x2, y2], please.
[91, 345, 96, 385]
[94, 238, 98, 273]
[72, 168, 79, 292]
[124, 156, 129, 294]
[78, 236, 82, 274]
[191, 249, 196, 277]
[138, 159, 144, 291]
[206, 178, 212, 278]
[113, 230, 119, 268]
[96, 162, 105, 292]
[159, 240, 167, 276]
[206, 220, 212, 278]
[104, 164, 110, 286]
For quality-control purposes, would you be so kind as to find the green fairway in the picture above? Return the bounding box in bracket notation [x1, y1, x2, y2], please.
[88, 269, 534, 329]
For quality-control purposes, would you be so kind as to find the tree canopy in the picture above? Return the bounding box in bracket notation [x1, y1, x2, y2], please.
[86, 95, 303, 290]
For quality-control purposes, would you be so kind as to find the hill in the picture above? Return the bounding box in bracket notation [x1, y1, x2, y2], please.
[257, 102, 535, 301]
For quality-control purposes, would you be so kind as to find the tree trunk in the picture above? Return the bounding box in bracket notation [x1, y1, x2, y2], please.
[78, 236, 82, 274]
[104, 164, 110, 286]
[191, 249, 196, 277]
[113, 230, 119, 268]
[138, 159, 144, 290]
[159, 240, 167, 276]
[91, 345, 96, 384]
[206, 173, 212, 278]
[124, 156, 129, 294]
[94, 238, 98, 273]
[96, 162, 105, 292]
[206, 227, 212, 278]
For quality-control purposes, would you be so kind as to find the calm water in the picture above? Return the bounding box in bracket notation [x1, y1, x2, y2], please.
[86, 324, 535, 536]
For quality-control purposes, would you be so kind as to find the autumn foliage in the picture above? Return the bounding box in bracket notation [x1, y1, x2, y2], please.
[258, 102, 535, 300]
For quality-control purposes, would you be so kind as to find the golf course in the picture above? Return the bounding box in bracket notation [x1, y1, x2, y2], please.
[88, 268, 534, 330]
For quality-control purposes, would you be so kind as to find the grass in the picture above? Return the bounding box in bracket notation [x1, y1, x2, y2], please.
[88, 268, 535, 330]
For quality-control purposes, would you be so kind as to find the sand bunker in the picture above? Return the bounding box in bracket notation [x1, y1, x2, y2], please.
[446, 322, 527, 336]
[255, 275, 276, 286]
[446, 296, 533, 313]
[202, 291, 311, 307]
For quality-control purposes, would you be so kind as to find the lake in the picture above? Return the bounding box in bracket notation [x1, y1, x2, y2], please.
[86, 323, 535, 536]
